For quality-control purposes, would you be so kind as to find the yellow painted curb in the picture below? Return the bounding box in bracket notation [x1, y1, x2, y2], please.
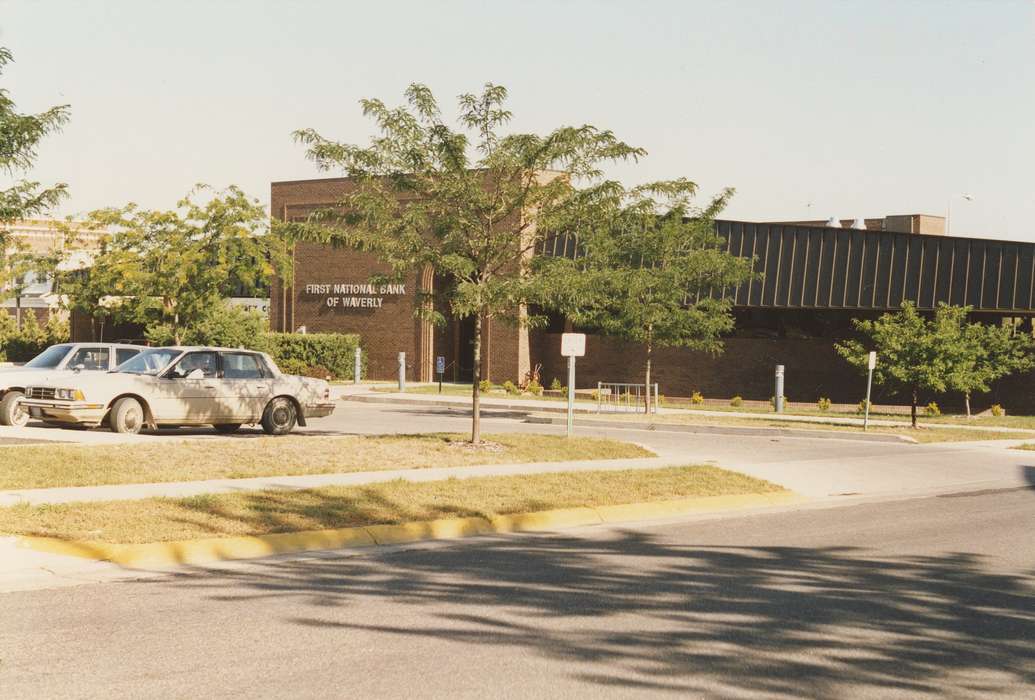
[593, 491, 803, 523]
[488, 507, 602, 533]
[16, 491, 804, 568]
[365, 516, 494, 544]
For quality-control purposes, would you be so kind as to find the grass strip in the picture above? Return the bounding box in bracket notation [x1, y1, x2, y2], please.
[0, 466, 782, 544]
[0, 433, 652, 490]
[575, 413, 1032, 443]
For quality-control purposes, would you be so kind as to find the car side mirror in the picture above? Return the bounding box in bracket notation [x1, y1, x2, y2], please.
[186, 368, 205, 380]
[73, 363, 85, 372]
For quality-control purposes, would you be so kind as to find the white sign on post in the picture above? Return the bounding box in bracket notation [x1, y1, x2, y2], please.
[560, 333, 586, 357]
[867, 351, 877, 370]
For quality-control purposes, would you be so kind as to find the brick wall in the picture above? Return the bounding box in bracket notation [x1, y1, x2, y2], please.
[531, 331, 1035, 414]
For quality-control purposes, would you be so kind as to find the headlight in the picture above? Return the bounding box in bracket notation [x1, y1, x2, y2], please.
[56, 388, 85, 401]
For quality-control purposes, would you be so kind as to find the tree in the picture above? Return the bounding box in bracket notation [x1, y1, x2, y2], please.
[837, 303, 960, 428]
[74, 186, 290, 345]
[1, 46, 70, 310]
[287, 83, 646, 443]
[536, 186, 753, 414]
[946, 313, 1035, 417]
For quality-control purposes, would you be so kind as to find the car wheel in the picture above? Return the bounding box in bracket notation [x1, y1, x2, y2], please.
[110, 397, 145, 434]
[261, 397, 296, 436]
[213, 423, 242, 434]
[0, 391, 29, 427]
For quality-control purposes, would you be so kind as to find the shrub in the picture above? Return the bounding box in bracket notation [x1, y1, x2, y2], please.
[502, 380, 519, 395]
[275, 357, 308, 376]
[479, 379, 492, 393]
[526, 379, 543, 396]
[182, 303, 269, 351]
[266, 332, 362, 381]
[990, 403, 1005, 417]
[0, 310, 68, 362]
[856, 399, 871, 414]
[925, 401, 941, 417]
[549, 377, 563, 391]
[690, 391, 704, 405]
[817, 397, 832, 411]
[730, 395, 743, 407]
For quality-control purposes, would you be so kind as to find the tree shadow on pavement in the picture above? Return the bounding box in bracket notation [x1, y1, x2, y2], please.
[166, 506, 1035, 697]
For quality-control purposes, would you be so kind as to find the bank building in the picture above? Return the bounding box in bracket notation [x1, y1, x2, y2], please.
[270, 175, 1035, 412]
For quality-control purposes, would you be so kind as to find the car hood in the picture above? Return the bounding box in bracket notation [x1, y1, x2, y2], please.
[0, 367, 52, 387]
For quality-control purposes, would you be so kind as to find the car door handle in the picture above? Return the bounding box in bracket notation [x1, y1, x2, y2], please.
[202, 384, 217, 390]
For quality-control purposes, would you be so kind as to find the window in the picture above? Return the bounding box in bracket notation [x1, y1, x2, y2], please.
[25, 344, 73, 369]
[67, 347, 110, 371]
[222, 353, 265, 379]
[168, 352, 219, 379]
[119, 349, 180, 375]
[116, 348, 141, 366]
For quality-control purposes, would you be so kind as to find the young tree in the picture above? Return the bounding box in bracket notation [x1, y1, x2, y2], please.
[837, 302, 960, 428]
[946, 314, 1035, 417]
[75, 186, 290, 345]
[287, 83, 646, 443]
[536, 185, 753, 414]
[1, 46, 70, 300]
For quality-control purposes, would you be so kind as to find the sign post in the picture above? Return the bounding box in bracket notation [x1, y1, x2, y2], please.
[560, 333, 586, 437]
[863, 351, 876, 431]
[353, 346, 362, 386]
[436, 356, 445, 394]
[774, 365, 785, 413]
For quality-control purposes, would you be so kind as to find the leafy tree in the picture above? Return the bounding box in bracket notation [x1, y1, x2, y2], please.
[287, 83, 645, 443]
[837, 303, 961, 427]
[1, 46, 69, 321]
[73, 186, 290, 345]
[536, 185, 753, 414]
[946, 313, 1035, 417]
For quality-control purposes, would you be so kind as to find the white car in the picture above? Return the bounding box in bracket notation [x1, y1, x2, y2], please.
[0, 342, 146, 426]
[22, 346, 336, 435]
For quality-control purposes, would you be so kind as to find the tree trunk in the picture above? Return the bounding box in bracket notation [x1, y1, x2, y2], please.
[911, 386, 918, 429]
[965, 392, 971, 418]
[471, 312, 482, 444]
[644, 340, 653, 417]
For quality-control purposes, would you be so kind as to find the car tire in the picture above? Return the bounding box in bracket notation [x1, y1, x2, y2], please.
[213, 423, 242, 434]
[110, 397, 145, 434]
[261, 397, 297, 436]
[0, 391, 29, 427]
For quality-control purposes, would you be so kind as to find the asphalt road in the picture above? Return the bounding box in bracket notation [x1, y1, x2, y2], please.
[2, 488, 1033, 698]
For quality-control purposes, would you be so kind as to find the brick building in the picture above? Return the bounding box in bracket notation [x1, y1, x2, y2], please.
[271, 176, 1035, 411]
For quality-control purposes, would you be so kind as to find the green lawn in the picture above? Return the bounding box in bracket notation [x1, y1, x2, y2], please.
[0, 433, 653, 490]
[0, 465, 784, 543]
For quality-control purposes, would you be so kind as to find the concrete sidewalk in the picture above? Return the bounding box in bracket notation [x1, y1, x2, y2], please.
[340, 385, 1035, 434]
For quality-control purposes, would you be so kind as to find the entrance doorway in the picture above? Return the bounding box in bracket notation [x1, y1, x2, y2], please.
[455, 315, 476, 382]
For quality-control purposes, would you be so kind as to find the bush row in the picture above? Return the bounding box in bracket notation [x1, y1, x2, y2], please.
[0, 310, 69, 362]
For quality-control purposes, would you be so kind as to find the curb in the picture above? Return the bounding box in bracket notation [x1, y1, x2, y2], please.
[16, 491, 804, 569]
[523, 416, 918, 444]
[341, 393, 586, 414]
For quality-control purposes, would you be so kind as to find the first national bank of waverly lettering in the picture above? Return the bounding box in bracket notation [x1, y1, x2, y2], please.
[304, 282, 407, 309]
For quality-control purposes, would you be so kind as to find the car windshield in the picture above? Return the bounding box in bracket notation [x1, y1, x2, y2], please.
[25, 344, 74, 369]
[115, 348, 181, 375]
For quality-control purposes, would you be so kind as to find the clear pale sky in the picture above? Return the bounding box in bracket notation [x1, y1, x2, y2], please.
[1, 0, 1032, 240]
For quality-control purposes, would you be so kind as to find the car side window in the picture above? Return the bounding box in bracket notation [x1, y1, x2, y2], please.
[67, 347, 110, 371]
[222, 353, 265, 379]
[115, 348, 141, 366]
[169, 352, 219, 379]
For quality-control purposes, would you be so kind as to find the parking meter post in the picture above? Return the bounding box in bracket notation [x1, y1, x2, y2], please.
[353, 347, 362, 386]
[775, 365, 785, 413]
[567, 355, 575, 437]
[397, 352, 406, 392]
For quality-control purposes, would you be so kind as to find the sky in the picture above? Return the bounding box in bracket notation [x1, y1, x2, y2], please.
[1, 0, 1033, 240]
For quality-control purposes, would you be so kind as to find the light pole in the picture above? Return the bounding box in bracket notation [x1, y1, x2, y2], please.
[946, 193, 974, 235]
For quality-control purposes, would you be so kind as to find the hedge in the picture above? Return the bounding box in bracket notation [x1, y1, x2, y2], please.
[266, 332, 363, 381]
